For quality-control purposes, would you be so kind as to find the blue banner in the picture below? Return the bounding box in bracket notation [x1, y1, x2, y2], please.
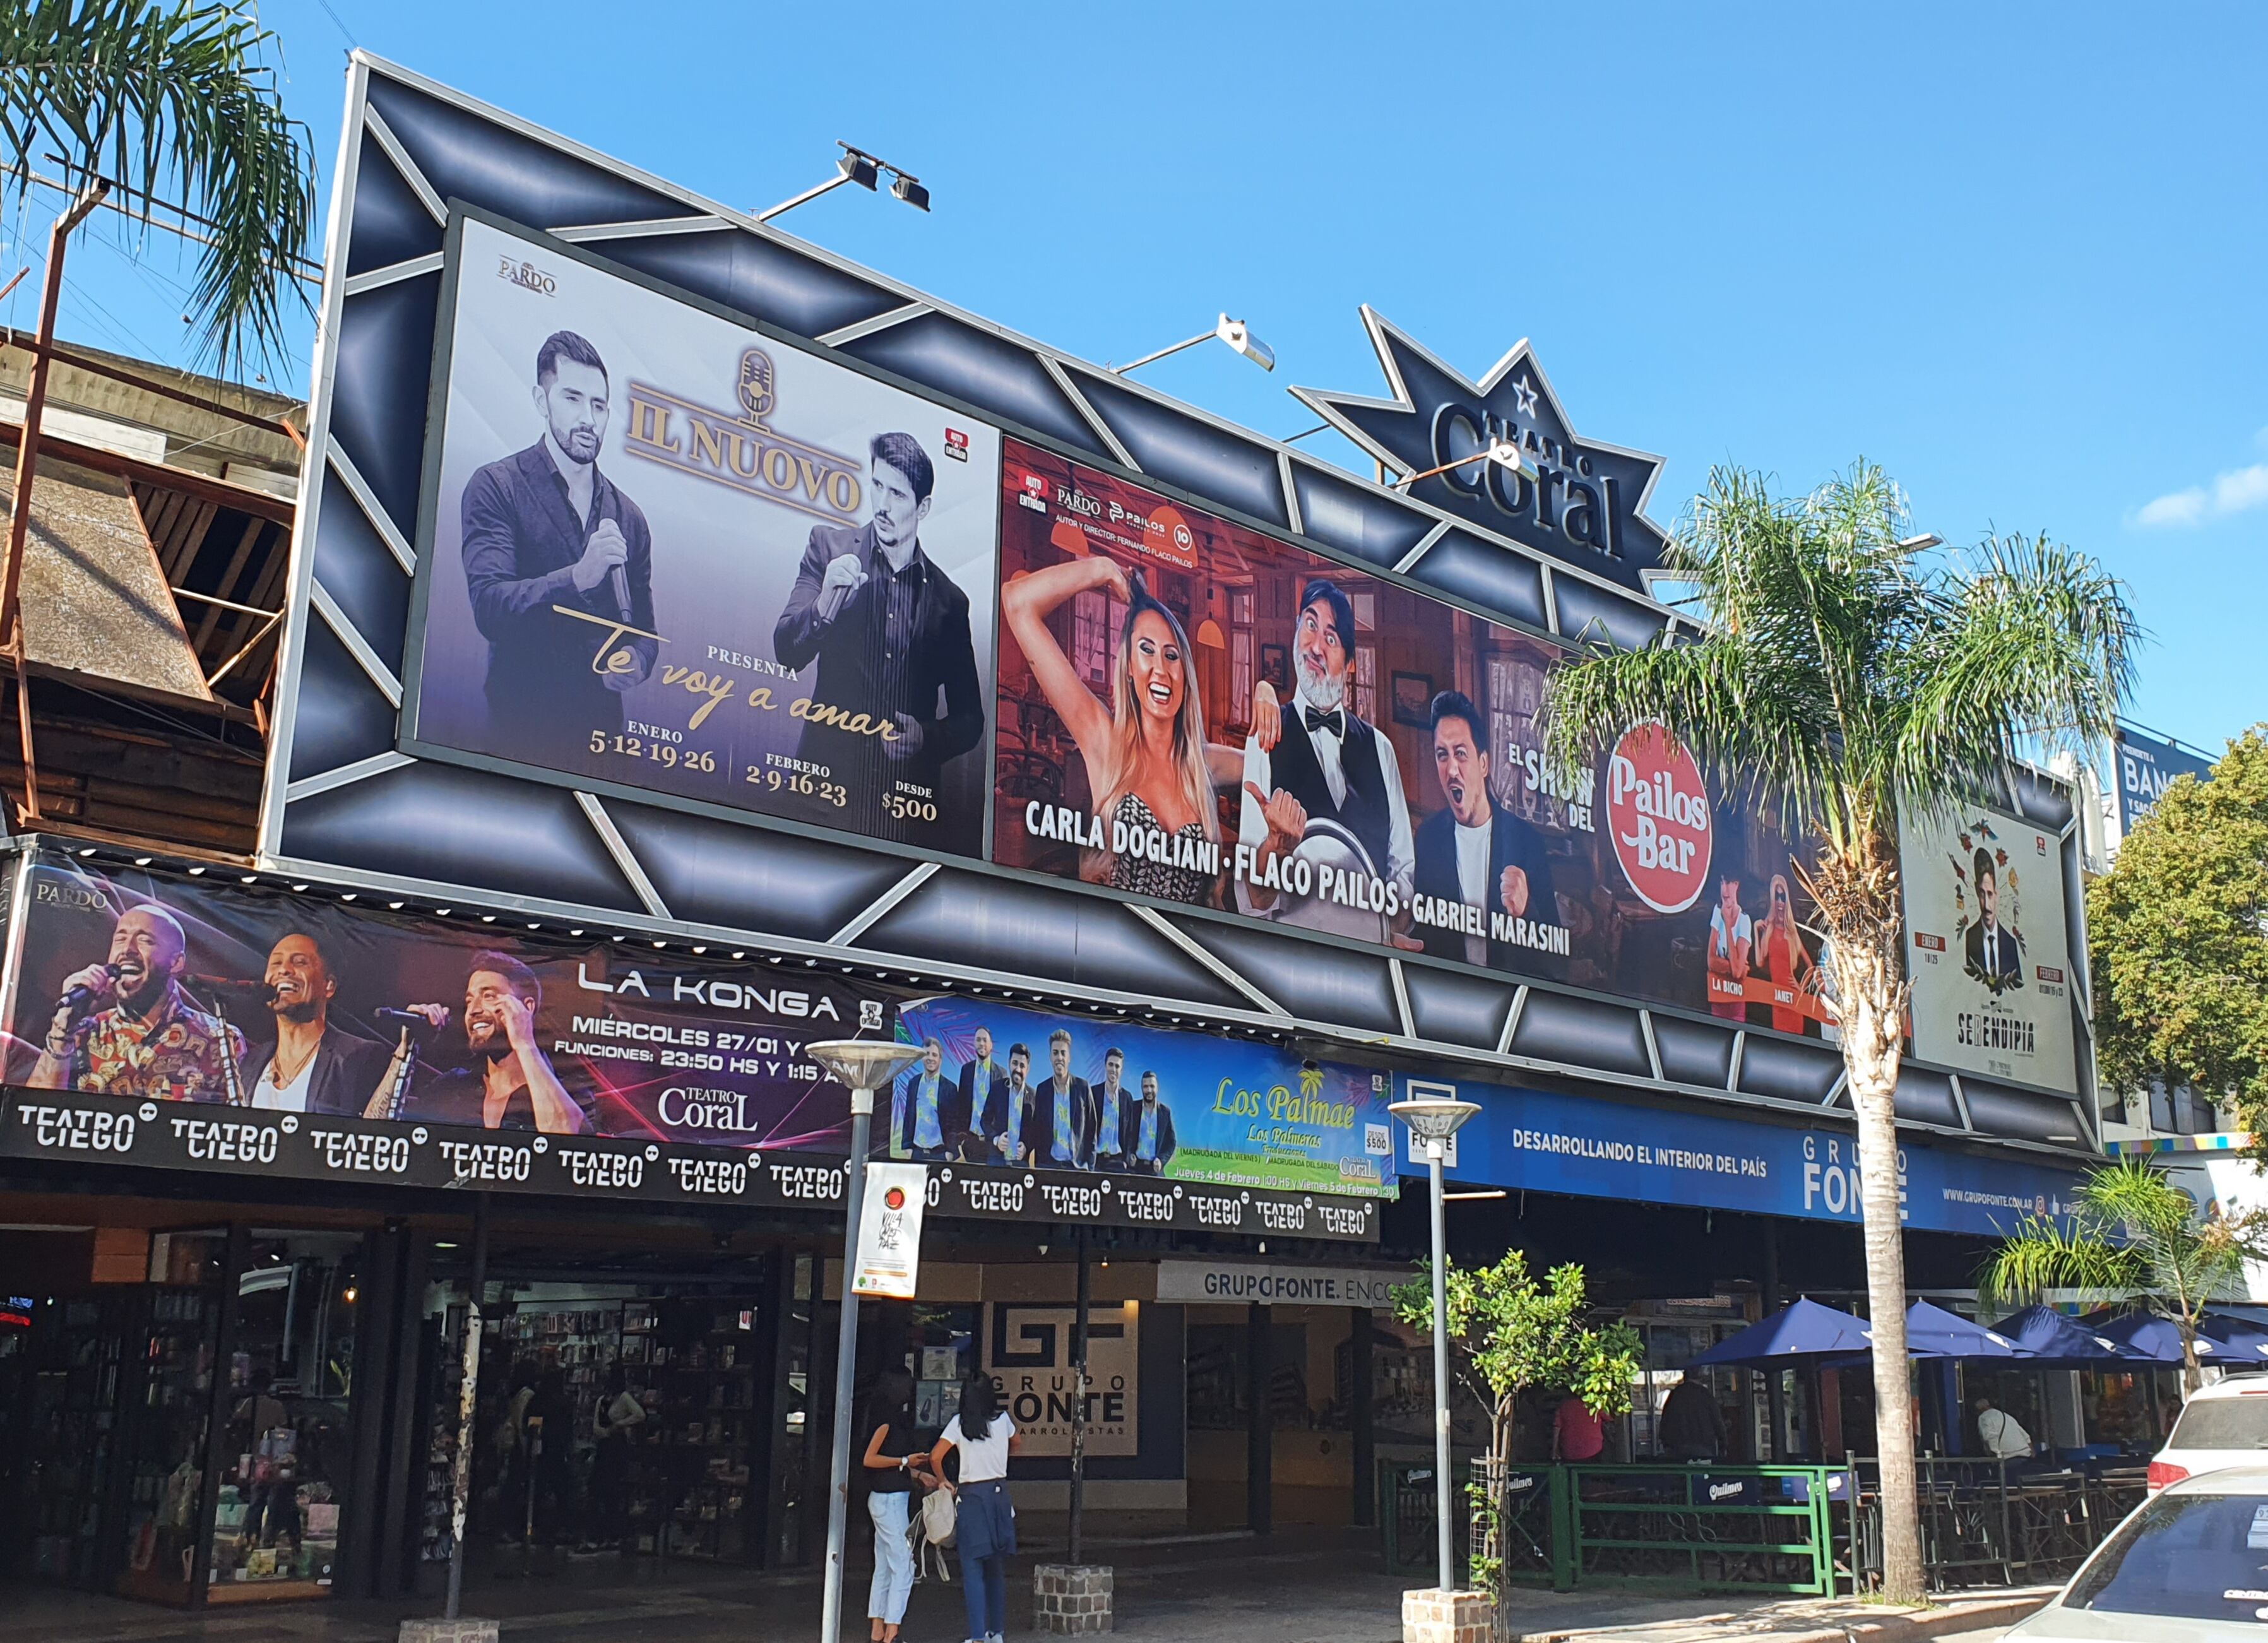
[894, 997, 1396, 1198]
[1397, 1074, 2084, 1238]
[2112, 722, 2215, 834]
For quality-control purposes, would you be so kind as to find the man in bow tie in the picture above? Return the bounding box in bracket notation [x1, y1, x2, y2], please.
[1236, 577, 1415, 928]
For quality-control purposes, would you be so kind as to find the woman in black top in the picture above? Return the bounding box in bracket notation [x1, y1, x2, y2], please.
[862, 1370, 927, 1642]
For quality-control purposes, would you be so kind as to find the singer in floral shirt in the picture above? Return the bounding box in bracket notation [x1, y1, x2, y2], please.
[29, 904, 244, 1103]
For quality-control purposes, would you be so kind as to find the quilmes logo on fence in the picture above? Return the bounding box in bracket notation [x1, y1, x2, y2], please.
[624, 347, 865, 526]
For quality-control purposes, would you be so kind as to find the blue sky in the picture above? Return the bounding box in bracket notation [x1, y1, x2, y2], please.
[7, 1, 2260, 757]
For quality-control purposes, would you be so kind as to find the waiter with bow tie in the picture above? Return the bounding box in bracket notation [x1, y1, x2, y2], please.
[1237, 578, 1415, 930]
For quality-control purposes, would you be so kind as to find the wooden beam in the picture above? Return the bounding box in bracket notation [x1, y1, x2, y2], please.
[0, 419, 295, 526]
[191, 516, 266, 653]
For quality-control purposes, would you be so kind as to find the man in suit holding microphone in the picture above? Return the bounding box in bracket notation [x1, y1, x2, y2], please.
[460, 329, 657, 763]
[1411, 691, 1560, 977]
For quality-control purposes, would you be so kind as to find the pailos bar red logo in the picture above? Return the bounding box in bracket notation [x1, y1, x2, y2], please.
[1606, 720, 1713, 913]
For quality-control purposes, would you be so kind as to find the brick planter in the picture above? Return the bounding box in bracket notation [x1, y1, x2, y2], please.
[1401, 1587, 1497, 1643]
[1033, 1562, 1115, 1635]
[399, 1621, 499, 1643]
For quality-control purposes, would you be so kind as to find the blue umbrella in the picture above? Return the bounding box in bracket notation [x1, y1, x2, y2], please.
[2200, 1313, 2268, 1364]
[1906, 1300, 2025, 1359]
[1691, 1298, 1873, 1367]
[2087, 1310, 2220, 1365]
[1989, 1305, 2139, 1365]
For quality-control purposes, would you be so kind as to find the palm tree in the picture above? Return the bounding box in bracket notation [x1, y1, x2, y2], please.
[1545, 463, 2136, 1603]
[1982, 1157, 2267, 1395]
[1, 0, 317, 371]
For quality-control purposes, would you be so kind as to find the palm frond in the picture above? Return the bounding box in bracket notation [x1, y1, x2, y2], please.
[0, 0, 316, 372]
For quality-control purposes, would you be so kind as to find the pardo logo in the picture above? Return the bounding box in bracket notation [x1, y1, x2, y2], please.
[1606, 720, 1712, 913]
[497, 256, 556, 295]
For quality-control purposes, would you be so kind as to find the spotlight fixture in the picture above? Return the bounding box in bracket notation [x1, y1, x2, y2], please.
[757, 143, 933, 223]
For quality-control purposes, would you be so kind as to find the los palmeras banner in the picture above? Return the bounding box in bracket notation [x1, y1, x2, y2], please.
[990, 439, 1841, 1041]
[3, 857, 879, 1148]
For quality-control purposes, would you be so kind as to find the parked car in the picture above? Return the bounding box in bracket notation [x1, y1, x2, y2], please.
[2149, 1375, 2268, 1493]
[2007, 1465, 2268, 1639]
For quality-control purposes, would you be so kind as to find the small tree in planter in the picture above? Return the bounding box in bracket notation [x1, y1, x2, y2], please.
[1394, 1252, 1642, 1591]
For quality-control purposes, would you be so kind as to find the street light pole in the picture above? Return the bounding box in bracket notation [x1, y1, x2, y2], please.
[1427, 1134, 1452, 1592]
[805, 1038, 923, 1643]
[1389, 1089, 1481, 1596]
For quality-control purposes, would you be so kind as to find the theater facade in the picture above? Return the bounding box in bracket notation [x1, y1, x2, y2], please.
[0, 52, 2098, 1607]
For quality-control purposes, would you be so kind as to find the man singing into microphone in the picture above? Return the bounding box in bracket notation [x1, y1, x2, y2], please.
[239, 932, 394, 1115]
[372, 952, 590, 1134]
[29, 904, 244, 1101]
[460, 329, 657, 763]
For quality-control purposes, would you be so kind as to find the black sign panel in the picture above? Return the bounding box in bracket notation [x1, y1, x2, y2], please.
[0, 1088, 1378, 1242]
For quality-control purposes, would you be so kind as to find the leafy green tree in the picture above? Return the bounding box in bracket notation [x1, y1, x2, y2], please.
[1, 0, 316, 371]
[1393, 1250, 1642, 1476]
[1981, 1158, 2268, 1392]
[1544, 464, 2136, 1602]
[2089, 727, 2268, 1129]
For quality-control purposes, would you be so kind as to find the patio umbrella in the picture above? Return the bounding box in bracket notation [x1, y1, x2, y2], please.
[1989, 1305, 2139, 1365]
[1906, 1300, 2026, 1360]
[2199, 1312, 2268, 1365]
[2085, 1309, 2221, 1365]
[1690, 1298, 1873, 1367]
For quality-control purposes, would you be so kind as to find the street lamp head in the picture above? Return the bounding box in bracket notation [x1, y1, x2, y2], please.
[806, 1038, 923, 1113]
[1896, 532, 1943, 552]
[1215, 314, 1276, 372]
[836, 146, 881, 190]
[890, 172, 930, 212]
[1389, 1094, 1481, 1141]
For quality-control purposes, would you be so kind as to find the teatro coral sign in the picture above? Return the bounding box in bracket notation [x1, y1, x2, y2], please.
[1293, 307, 1673, 593]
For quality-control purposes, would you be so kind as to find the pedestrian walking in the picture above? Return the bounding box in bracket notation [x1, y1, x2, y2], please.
[930, 1372, 1023, 1643]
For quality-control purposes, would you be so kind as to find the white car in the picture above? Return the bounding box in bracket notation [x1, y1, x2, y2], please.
[2007, 1465, 2268, 1640]
[2150, 1375, 2268, 1493]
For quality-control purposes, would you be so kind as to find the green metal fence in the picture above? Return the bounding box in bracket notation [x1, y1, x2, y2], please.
[1381, 1460, 1853, 1596]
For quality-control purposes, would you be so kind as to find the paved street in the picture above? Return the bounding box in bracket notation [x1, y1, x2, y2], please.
[0, 1534, 2049, 1643]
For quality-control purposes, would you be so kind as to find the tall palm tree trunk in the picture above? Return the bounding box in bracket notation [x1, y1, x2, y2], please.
[1817, 846, 1925, 1602]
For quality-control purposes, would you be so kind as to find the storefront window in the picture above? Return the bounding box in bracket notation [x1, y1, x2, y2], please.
[117, 1233, 225, 1603]
[206, 1233, 359, 1600]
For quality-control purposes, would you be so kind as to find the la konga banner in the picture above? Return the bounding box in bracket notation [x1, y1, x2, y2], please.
[990, 439, 1838, 1036]
[400, 210, 1000, 857]
[1899, 804, 2079, 1094]
[889, 994, 1396, 1199]
[2, 856, 885, 1148]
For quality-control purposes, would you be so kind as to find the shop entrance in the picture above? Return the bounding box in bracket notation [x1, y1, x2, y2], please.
[1185, 1303, 1370, 1532]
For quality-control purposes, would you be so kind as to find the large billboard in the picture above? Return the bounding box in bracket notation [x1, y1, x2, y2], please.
[2112, 721, 2214, 836]
[891, 994, 1394, 1198]
[1899, 804, 2078, 1093]
[400, 211, 1000, 856]
[989, 439, 1837, 1036]
[4, 857, 878, 1147]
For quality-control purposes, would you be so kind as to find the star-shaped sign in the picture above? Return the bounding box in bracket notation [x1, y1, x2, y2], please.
[1292, 307, 1670, 592]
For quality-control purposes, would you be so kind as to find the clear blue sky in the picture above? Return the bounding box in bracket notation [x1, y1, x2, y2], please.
[8, 1, 2261, 757]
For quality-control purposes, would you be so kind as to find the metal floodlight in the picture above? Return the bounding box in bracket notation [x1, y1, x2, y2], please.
[1897, 532, 1944, 552]
[1214, 314, 1276, 372]
[836, 146, 881, 190]
[1390, 1094, 1481, 1142]
[1487, 438, 1533, 478]
[759, 143, 924, 223]
[1113, 312, 1278, 376]
[890, 172, 930, 212]
[805, 1038, 922, 1107]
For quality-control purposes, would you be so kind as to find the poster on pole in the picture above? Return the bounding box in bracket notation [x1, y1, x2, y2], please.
[852, 1163, 929, 1298]
[401, 211, 1001, 857]
[1899, 804, 2078, 1093]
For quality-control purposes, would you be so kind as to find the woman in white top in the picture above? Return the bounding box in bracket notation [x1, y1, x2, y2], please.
[929, 1373, 1022, 1643]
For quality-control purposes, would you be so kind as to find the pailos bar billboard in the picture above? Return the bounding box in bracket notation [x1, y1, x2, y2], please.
[990, 438, 1839, 1036]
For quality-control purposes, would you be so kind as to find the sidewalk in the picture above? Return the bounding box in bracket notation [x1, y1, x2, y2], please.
[0, 1534, 2054, 1643]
